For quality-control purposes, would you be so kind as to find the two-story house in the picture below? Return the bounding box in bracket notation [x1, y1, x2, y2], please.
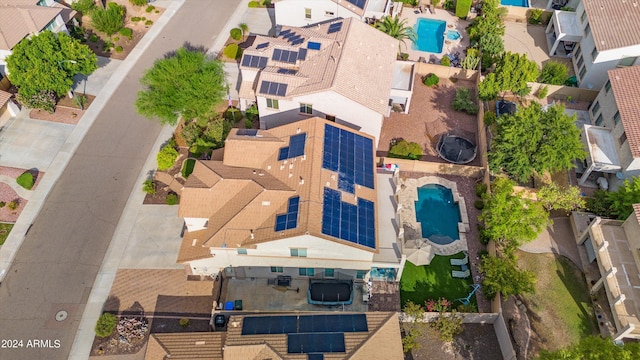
[274, 0, 400, 27]
[237, 17, 414, 146]
[0, 0, 77, 75]
[545, 0, 640, 89]
[176, 117, 403, 284]
[577, 66, 640, 188]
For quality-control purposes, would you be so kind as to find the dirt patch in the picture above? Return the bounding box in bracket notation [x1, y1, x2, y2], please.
[90, 317, 150, 356]
[408, 323, 503, 360]
[143, 147, 189, 205]
[0, 167, 44, 222]
[29, 95, 95, 124]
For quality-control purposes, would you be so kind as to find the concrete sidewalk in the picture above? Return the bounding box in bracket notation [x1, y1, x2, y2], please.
[73, 56, 123, 96]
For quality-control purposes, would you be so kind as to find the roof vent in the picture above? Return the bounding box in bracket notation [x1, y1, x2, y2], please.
[195, 341, 206, 345]
[267, 165, 271, 170]
[289, 163, 294, 169]
[297, 127, 301, 133]
[326, 181, 331, 186]
[192, 239, 197, 246]
[280, 164, 285, 170]
[262, 201, 271, 206]
[250, 229, 254, 240]
[302, 154, 306, 161]
[289, 172, 293, 178]
[299, 176, 304, 185]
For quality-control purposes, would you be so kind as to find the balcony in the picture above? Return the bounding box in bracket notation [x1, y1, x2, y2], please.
[546, 10, 583, 57]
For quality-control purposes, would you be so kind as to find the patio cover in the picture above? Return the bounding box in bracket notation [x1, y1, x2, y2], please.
[547, 10, 583, 56]
[583, 125, 621, 172]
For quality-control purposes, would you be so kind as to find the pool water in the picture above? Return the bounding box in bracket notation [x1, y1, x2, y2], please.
[413, 18, 446, 53]
[446, 30, 461, 41]
[414, 184, 461, 244]
[500, 0, 529, 6]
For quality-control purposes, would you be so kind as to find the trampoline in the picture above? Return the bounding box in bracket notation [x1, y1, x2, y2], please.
[496, 100, 517, 117]
[308, 280, 353, 305]
[436, 135, 477, 164]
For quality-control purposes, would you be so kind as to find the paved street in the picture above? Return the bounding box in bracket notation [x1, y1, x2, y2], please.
[0, 1, 239, 359]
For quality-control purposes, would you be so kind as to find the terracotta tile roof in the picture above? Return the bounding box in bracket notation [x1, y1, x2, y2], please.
[331, 0, 366, 17]
[224, 343, 283, 360]
[223, 312, 402, 359]
[583, 0, 640, 51]
[240, 17, 397, 115]
[0, 90, 12, 108]
[0, 0, 72, 50]
[177, 117, 379, 261]
[144, 332, 224, 360]
[608, 66, 640, 158]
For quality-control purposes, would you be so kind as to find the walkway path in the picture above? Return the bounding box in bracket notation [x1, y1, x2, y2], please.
[519, 217, 581, 266]
[0, 175, 32, 200]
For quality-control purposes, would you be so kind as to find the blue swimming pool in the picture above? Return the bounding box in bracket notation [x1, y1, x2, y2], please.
[500, 0, 529, 7]
[413, 18, 446, 53]
[414, 184, 461, 244]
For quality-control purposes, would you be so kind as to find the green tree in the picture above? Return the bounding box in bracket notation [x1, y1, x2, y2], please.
[157, 142, 179, 171]
[537, 182, 585, 212]
[608, 176, 640, 220]
[489, 103, 585, 182]
[478, 33, 504, 59]
[6, 31, 97, 108]
[468, 0, 506, 43]
[480, 178, 548, 252]
[478, 52, 539, 100]
[537, 335, 640, 360]
[480, 255, 536, 299]
[136, 47, 228, 125]
[455, 0, 472, 18]
[539, 61, 569, 85]
[239, 23, 249, 41]
[71, 0, 97, 14]
[431, 311, 464, 342]
[402, 300, 425, 353]
[91, 2, 126, 36]
[375, 16, 417, 53]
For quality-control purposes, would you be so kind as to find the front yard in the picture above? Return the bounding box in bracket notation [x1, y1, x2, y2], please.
[0, 223, 13, 245]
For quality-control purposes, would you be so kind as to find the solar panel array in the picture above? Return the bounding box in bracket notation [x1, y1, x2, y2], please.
[275, 196, 300, 231]
[288, 333, 345, 354]
[308, 354, 324, 360]
[298, 48, 308, 60]
[347, 0, 366, 9]
[308, 41, 322, 50]
[277, 68, 297, 75]
[278, 133, 306, 160]
[256, 42, 269, 50]
[236, 129, 258, 136]
[259, 81, 287, 96]
[272, 49, 298, 63]
[322, 188, 375, 249]
[327, 22, 343, 34]
[241, 55, 268, 69]
[322, 124, 374, 193]
[241, 314, 368, 335]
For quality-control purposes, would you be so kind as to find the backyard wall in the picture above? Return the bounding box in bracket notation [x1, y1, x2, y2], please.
[0, 76, 9, 91]
[528, 82, 599, 102]
[414, 63, 479, 81]
[378, 158, 483, 178]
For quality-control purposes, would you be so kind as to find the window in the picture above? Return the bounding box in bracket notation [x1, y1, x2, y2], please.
[266, 98, 279, 109]
[590, 101, 600, 116]
[576, 55, 584, 70]
[605, 80, 611, 93]
[37, 0, 47, 6]
[356, 270, 367, 279]
[595, 114, 603, 126]
[580, 10, 587, 23]
[617, 57, 637, 67]
[271, 266, 284, 273]
[579, 66, 586, 80]
[574, 44, 582, 58]
[619, 132, 627, 146]
[591, 47, 598, 62]
[45, 19, 57, 32]
[237, 248, 247, 255]
[584, 23, 591, 37]
[305, 8, 312, 19]
[325, 10, 335, 16]
[324, 268, 335, 277]
[614, 111, 621, 125]
[299, 268, 314, 276]
[300, 103, 312, 114]
[290, 248, 307, 257]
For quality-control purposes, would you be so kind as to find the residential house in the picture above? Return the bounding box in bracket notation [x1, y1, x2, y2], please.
[0, 0, 77, 75]
[144, 312, 404, 360]
[176, 117, 403, 284]
[577, 66, 640, 188]
[545, 0, 640, 89]
[274, 0, 400, 27]
[238, 17, 414, 145]
[571, 204, 640, 341]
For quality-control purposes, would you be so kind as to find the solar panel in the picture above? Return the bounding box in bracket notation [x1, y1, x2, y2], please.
[327, 22, 343, 34]
[308, 354, 324, 360]
[272, 49, 298, 64]
[282, 31, 295, 39]
[288, 333, 346, 354]
[322, 124, 374, 192]
[292, 39, 305, 46]
[259, 81, 288, 96]
[236, 129, 258, 136]
[277, 133, 306, 160]
[308, 42, 321, 50]
[280, 29, 291, 37]
[277, 68, 297, 75]
[256, 42, 269, 49]
[321, 188, 376, 249]
[298, 48, 308, 60]
[274, 196, 300, 231]
[346, 0, 366, 9]
[242, 55, 268, 69]
[242, 316, 298, 335]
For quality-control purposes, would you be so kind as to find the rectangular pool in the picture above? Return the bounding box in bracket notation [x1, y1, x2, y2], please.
[413, 18, 446, 54]
[500, 0, 529, 6]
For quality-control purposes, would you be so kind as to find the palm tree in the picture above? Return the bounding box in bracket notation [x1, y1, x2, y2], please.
[239, 23, 249, 42]
[375, 16, 417, 53]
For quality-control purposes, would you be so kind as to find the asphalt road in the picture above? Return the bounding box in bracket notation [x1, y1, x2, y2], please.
[0, 1, 238, 359]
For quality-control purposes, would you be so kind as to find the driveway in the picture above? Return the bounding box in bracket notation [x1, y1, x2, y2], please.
[0, 1, 241, 359]
[519, 217, 581, 266]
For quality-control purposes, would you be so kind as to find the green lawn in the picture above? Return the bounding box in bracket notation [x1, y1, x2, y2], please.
[517, 251, 598, 350]
[0, 223, 13, 245]
[400, 252, 476, 309]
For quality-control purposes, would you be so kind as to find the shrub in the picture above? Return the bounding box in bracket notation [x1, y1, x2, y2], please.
[483, 112, 497, 126]
[71, 0, 96, 14]
[476, 183, 487, 197]
[441, 56, 451, 67]
[16, 90, 56, 113]
[7, 200, 18, 211]
[142, 179, 156, 195]
[478, 225, 491, 245]
[119, 27, 133, 40]
[146, 5, 156, 13]
[223, 43, 241, 59]
[422, 73, 439, 87]
[103, 39, 114, 51]
[91, 2, 125, 36]
[157, 142, 179, 171]
[131, 16, 141, 22]
[230, 28, 242, 41]
[244, 118, 253, 129]
[452, 88, 478, 115]
[129, 0, 147, 6]
[528, 9, 545, 25]
[388, 140, 422, 160]
[536, 85, 549, 99]
[431, 312, 464, 342]
[474, 199, 485, 209]
[89, 34, 99, 42]
[455, 0, 472, 19]
[145, 20, 154, 26]
[443, 0, 454, 10]
[179, 318, 190, 328]
[165, 193, 178, 205]
[115, 46, 123, 53]
[95, 313, 117, 338]
[181, 159, 196, 178]
[245, 104, 259, 121]
[539, 61, 568, 85]
[0, 202, 5, 208]
[224, 107, 243, 122]
[248, 1, 260, 7]
[16, 172, 34, 190]
[113, 36, 120, 42]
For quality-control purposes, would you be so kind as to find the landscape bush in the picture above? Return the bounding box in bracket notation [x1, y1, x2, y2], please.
[536, 85, 549, 99]
[0, 202, 5, 208]
[452, 88, 478, 115]
[71, 0, 96, 14]
[388, 140, 422, 160]
[91, 2, 125, 36]
[539, 61, 568, 85]
[422, 73, 439, 87]
[230, 28, 242, 41]
[115, 46, 123, 53]
[245, 104, 259, 121]
[244, 118, 253, 129]
[441, 56, 451, 67]
[103, 39, 114, 52]
[142, 179, 156, 195]
[145, 20, 154, 26]
[95, 313, 117, 338]
[474, 199, 485, 209]
[129, 0, 147, 6]
[455, 0, 472, 18]
[476, 183, 487, 197]
[146, 5, 156, 13]
[119, 27, 133, 40]
[156, 141, 179, 171]
[7, 200, 18, 211]
[131, 16, 142, 22]
[248, 1, 260, 7]
[224, 107, 243, 122]
[223, 43, 241, 60]
[443, 0, 454, 10]
[16, 172, 34, 190]
[483, 111, 497, 126]
[528, 9, 545, 25]
[16, 91, 56, 114]
[165, 193, 178, 205]
[89, 34, 99, 42]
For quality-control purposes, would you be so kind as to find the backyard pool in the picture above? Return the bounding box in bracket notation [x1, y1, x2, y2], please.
[500, 0, 529, 6]
[414, 184, 461, 244]
[413, 18, 446, 53]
